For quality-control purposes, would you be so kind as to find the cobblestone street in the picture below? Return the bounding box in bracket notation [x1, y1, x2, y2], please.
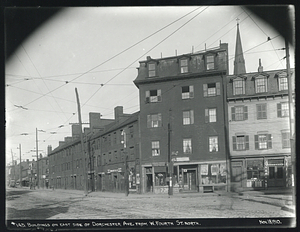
[6, 187, 295, 220]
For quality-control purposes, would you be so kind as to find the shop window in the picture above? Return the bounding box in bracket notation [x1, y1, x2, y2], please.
[205, 108, 217, 123]
[206, 55, 215, 70]
[256, 104, 267, 119]
[183, 138, 192, 154]
[277, 102, 289, 117]
[269, 167, 275, 179]
[180, 59, 189, 73]
[255, 77, 267, 93]
[155, 172, 166, 186]
[200, 163, 226, 185]
[145, 89, 162, 103]
[233, 135, 249, 151]
[203, 82, 220, 97]
[255, 134, 272, 150]
[148, 63, 156, 77]
[233, 79, 245, 95]
[147, 113, 162, 128]
[281, 130, 290, 148]
[182, 85, 194, 99]
[152, 141, 160, 156]
[231, 106, 248, 121]
[209, 136, 218, 152]
[246, 159, 264, 187]
[183, 110, 194, 125]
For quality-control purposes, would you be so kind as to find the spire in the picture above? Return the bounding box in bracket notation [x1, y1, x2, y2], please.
[234, 19, 246, 75]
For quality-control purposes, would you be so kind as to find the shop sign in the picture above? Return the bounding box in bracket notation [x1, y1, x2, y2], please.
[107, 168, 122, 173]
[98, 172, 105, 175]
[183, 169, 187, 172]
[152, 162, 165, 167]
[172, 157, 189, 162]
[268, 159, 284, 166]
[211, 164, 219, 175]
[220, 163, 226, 176]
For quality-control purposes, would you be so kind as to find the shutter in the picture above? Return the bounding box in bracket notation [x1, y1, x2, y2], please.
[254, 135, 259, 150]
[267, 134, 272, 149]
[203, 84, 208, 97]
[146, 91, 150, 103]
[244, 106, 248, 120]
[245, 135, 249, 150]
[158, 113, 162, 127]
[231, 107, 235, 121]
[157, 89, 162, 102]
[277, 103, 282, 117]
[147, 115, 151, 128]
[205, 109, 209, 123]
[216, 82, 221, 95]
[232, 136, 237, 151]
[262, 104, 267, 118]
[189, 85, 194, 98]
[243, 79, 246, 94]
[190, 110, 194, 124]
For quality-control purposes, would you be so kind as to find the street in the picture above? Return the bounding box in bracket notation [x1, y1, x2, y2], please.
[6, 187, 295, 220]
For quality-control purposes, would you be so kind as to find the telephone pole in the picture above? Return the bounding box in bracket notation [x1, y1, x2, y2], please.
[285, 38, 295, 206]
[36, 128, 39, 189]
[75, 88, 88, 196]
[19, 144, 22, 187]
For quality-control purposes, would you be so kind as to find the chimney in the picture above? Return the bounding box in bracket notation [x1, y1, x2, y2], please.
[39, 153, 43, 159]
[258, 58, 263, 72]
[89, 112, 101, 130]
[72, 124, 81, 139]
[114, 106, 123, 124]
[47, 145, 52, 155]
[146, 56, 151, 61]
[59, 141, 65, 147]
[65, 137, 73, 143]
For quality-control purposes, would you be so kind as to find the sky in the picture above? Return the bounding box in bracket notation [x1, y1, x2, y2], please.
[5, 6, 295, 165]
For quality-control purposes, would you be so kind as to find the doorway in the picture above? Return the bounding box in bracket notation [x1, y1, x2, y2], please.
[268, 166, 284, 187]
[146, 174, 152, 192]
[183, 169, 197, 191]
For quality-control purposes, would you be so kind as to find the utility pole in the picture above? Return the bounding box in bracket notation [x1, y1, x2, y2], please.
[122, 130, 129, 196]
[75, 88, 88, 196]
[36, 128, 39, 189]
[11, 149, 15, 183]
[168, 122, 173, 196]
[19, 144, 22, 187]
[285, 38, 295, 206]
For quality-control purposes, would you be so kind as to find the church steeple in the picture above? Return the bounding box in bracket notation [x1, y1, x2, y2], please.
[234, 19, 246, 75]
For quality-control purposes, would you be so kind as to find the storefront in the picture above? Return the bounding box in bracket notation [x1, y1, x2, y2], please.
[231, 155, 291, 189]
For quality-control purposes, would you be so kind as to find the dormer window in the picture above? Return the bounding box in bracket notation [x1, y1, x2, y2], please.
[180, 59, 188, 73]
[206, 55, 215, 70]
[255, 77, 267, 93]
[278, 76, 288, 91]
[233, 79, 245, 95]
[148, 63, 156, 77]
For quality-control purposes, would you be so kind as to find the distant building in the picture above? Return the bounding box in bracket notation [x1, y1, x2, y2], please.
[134, 42, 230, 193]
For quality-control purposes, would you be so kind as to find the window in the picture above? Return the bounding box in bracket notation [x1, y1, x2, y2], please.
[278, 76, 288, 91]
[206, 55, 215, 70]
[180, 59, 188, 73]
[255, 77, 267, 93]
[145, 89, 161, 103]
[147, 113, 162, 128]
[256, 104, 267, 119]
[282, 131, 290, 148]
[255, 134, 272, 150]
[182, 86, 194, 99]
[148, 63, 156, 77]
[113, 132, 117, 144]
[209, 136, 218, 152]
[203, 82, 220, 97]
[277, 102, 289, 117]
[129, 125, 134, 138]
[233, 135, 249, 150]
[233, 79, 245, 95]
[231, 106, 248, 121]
[183, 138, 192, 154]
[152, 141, 160, 156]
[205, 108, 217, 123]
[183, 110, 194, 125]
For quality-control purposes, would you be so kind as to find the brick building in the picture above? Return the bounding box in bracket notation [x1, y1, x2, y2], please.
[134, 42, 230, 193]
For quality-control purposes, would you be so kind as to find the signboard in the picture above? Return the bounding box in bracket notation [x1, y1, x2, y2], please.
[172, 157, 190, 162]
[211, 164, 219, 175]
[183, 169, 187, 172]
[201, 165, 208, 175]
[107, 168, 122, 173]
[152, 162, 165, 167]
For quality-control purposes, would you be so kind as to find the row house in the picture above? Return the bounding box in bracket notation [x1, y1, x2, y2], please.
[226, 22, 294, 190]
[134, 42, 230, 193]
[48, 107, 141, 193]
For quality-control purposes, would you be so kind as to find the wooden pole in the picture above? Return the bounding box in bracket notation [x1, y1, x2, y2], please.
[19, 144, 22, 187]
[75, 88, 88, 196]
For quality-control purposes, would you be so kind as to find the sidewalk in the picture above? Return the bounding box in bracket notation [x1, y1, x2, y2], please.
[20, 187, 295, 213]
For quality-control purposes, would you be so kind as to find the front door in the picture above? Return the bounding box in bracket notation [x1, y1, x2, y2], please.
[232, 166, 242, 187]
[268, 166, 284, 187]
[183, 170, 197, 191]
